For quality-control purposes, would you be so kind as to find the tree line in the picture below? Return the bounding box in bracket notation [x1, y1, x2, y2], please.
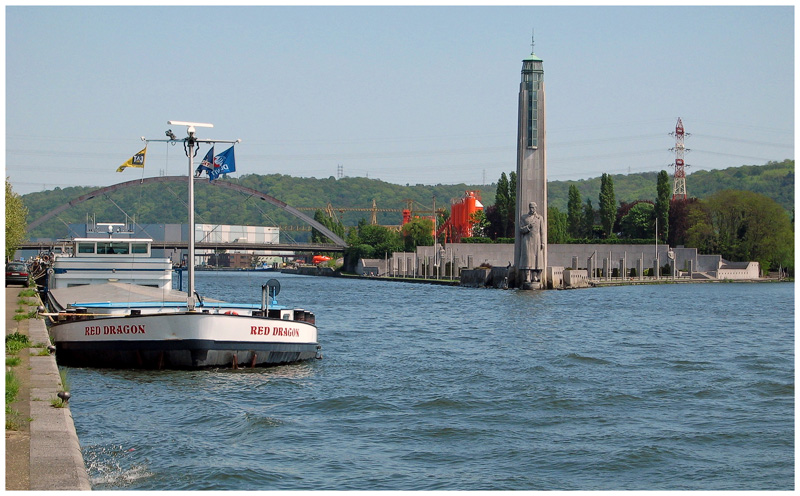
[6, 179, 28, 261]
[477, 169, 793, 274]
[10, 160, 793, 273]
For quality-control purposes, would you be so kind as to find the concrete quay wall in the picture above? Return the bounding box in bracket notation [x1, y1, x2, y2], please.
[13, 304, 91, 490]
[406, 243, 746, 281]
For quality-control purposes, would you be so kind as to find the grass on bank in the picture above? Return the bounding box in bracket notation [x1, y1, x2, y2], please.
[5, 332, 32, 429]
[50, 368, 71, 408]
[6, 332, 31, 354]
[12, 288, 41, 322]
[59, 367, 70, 392]
[6, 369, 21, 429]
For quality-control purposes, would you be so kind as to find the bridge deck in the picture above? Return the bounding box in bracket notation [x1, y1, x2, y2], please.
[20, 241, 344, 253]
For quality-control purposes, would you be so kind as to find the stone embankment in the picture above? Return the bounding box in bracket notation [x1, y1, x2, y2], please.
[5, 287, 90, 490]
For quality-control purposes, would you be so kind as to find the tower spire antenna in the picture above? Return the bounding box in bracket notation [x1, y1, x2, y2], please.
[531, 28, 535, 54]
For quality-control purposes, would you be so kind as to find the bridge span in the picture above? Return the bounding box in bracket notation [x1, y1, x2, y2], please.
[19, 240, 344, 254]
[26, 176, 348, 247]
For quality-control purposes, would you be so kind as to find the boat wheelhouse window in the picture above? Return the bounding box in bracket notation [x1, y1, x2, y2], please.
[96, 242, 130, 254]
[131, 243, 148, 254]
[77, 242, 96, 254]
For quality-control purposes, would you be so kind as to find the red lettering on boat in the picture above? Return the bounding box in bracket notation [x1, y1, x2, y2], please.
[102, 324, 145, 335]
[250, 326, 269, 335]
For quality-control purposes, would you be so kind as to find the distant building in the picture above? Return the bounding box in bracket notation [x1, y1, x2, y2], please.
[208, 252, 255, 269]
[65, 222, 282, 267]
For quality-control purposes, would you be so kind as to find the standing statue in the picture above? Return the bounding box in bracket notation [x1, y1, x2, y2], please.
[519, 201, 545, 287]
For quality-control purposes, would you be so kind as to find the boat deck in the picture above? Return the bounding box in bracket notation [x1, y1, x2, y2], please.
[49, 282, 220, 308]
[48, 282, 271, 311]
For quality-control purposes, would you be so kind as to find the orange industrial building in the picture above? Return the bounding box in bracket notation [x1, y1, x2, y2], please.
[434, 191, 484, 243]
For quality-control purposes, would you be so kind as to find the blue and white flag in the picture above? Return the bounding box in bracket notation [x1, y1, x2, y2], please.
[207, 146, 236, 182]
[195, 147, 215, 177]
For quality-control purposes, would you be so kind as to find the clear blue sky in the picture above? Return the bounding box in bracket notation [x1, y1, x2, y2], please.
[5, 5, 795, 196]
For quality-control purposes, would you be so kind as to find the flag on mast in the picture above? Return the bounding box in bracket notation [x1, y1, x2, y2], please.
[195, 146, 215, 177]
[116, 147, 147, 172]
[207, 146, 236, 182]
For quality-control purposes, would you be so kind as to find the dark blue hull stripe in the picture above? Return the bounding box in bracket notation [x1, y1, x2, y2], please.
[54, 340, 318, 369]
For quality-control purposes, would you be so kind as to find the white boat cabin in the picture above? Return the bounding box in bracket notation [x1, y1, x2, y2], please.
[50, 238, 173, 290]
[73, 238, 154, 257]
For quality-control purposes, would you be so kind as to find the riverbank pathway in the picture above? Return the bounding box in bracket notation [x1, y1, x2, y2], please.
[5, 286, 90, 490]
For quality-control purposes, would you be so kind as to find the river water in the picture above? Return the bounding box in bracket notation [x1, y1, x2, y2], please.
[66, 273, 794, 490]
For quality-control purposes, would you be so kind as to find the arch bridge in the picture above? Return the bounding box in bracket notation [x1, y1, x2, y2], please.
[26, 176, 348, 248]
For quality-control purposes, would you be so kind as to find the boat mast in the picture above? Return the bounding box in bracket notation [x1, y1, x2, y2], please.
[143, 121, 241, 310]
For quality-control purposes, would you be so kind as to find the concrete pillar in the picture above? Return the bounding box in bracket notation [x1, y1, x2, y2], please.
[619, 258, 626, 279]
[571, 256, 578, 270]
[602, 258, 609, 280]
[653, 259, 660, 280]
[636, 258, 643, 281]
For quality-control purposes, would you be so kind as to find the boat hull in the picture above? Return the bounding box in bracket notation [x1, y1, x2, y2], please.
[49, 312, 318, 369]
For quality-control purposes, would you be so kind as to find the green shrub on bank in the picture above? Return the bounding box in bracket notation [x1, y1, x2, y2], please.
[6, 332, 31, 354]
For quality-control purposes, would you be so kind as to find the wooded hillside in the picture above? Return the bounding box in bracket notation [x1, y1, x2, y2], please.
[21, 160, 793, 241]
[547, 159, 793, 214]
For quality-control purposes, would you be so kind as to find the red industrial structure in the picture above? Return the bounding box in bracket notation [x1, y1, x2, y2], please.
[670, 118, 690, 200]
[435, 191, 484, 243]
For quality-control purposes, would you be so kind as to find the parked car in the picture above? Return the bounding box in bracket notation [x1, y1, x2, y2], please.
[5, 262, 30, 287]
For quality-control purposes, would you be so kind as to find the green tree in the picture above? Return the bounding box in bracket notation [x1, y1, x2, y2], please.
[599, 173, 616, 238]
[582, 198, 595, 239]
[619, 202, 655, 239]
[567, 184, 582, 238]
[494, 172, 511, 237]
[687, 190, 793, 273]
[668, 197, 699, 247]
[356, 224, 403, 259]
[342, 242, 376, 272]
[489, 171, 516, 238]
[311, 209, 345, 244]
[483, 204, 502, 240]
[401, 217, 434, 251]
[469, 209, 490, 238]
[655, 170, 670, 243]
[685, 201, 716, 254]
[345, 220, 365, 246]
[548, 206, 568, 243]
[508, 171, 517, 236]
[5, 180, 27, 261]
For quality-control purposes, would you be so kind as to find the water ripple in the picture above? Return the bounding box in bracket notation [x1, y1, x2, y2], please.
[66, 276, 794, 490]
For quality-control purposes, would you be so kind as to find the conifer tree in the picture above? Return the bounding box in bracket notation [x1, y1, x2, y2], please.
[655, 170, 671, 243]
[495, 172, 510, 237]
[548, 206, 568, 243]
[508, 172, 517, 236]
[599, 173, 616, 238]
[567, 184, 582, 238]
[582, 198, 595, 239]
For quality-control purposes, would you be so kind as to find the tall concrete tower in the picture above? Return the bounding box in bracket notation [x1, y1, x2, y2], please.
[513, 47, 547, 289]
